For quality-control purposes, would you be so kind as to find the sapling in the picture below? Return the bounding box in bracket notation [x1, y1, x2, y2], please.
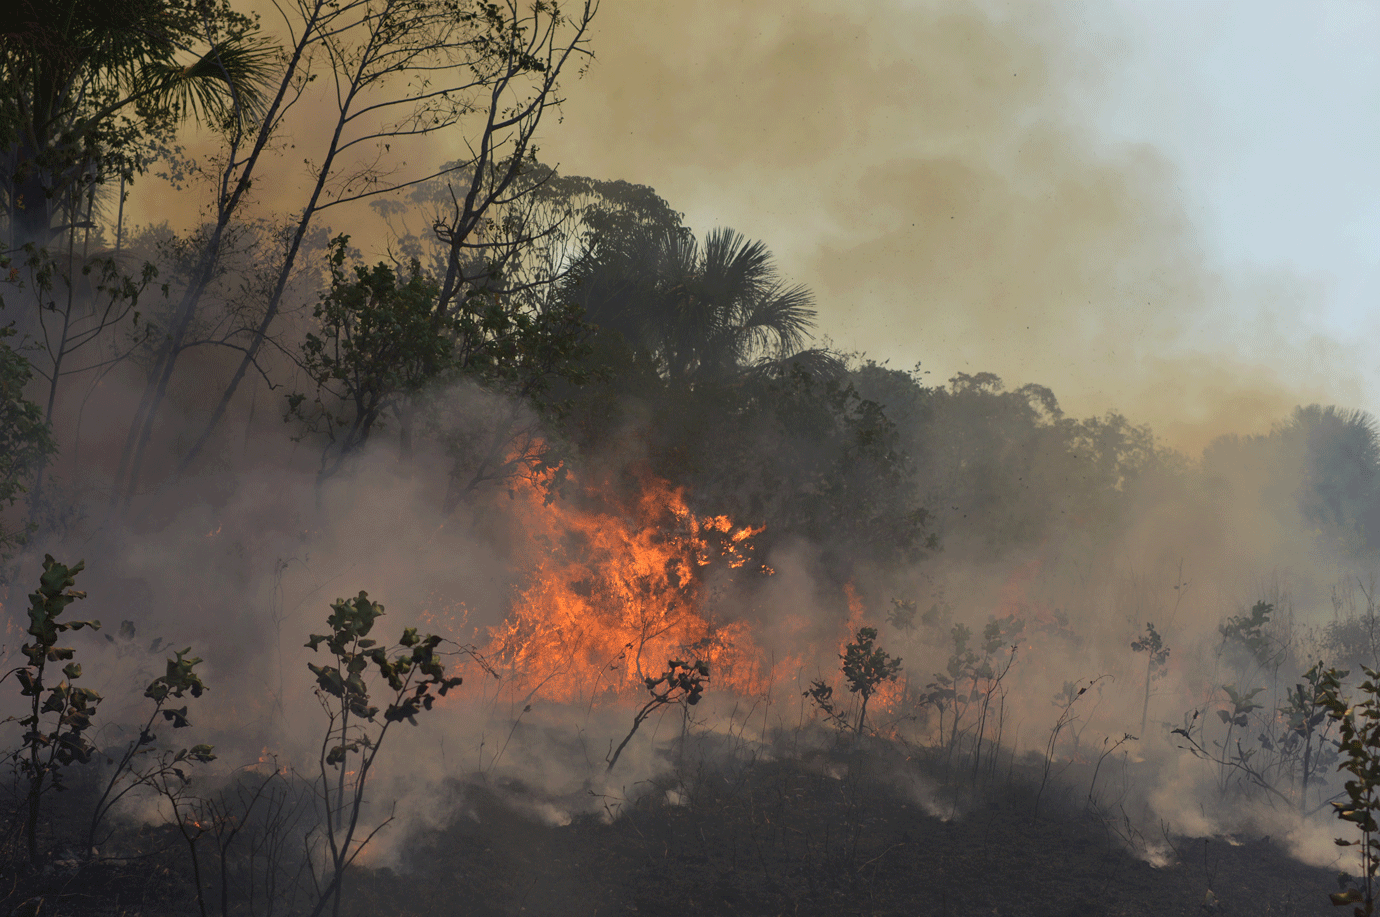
[840, 627, 902, 736]
[804, 627, 901, 737]
[1315, 664, 1378, 915]
[145, 743, 221, 917]
[3, 556, 100, 863]
[607, 658, 708, 772]
[1034, 678, 1102, 820]
[1277, 661, 1338, 814]
[969, 618, 1019, 781]
[886, 598, 918, 633]
[1215, 683, 1265, 792]
[1219, 600, 1283, 671]
[304, 591, 463, 917]
[1088, 732, 1137, 807]
[1131, 621, 1170, 735]
[87, 647, 214, 852]
[919, 617, 1017, 776]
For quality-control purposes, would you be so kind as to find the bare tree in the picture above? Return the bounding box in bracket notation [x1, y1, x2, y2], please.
[109, 0, 596, 509]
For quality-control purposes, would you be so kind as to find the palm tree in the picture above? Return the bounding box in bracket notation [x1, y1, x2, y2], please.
[1278, 404, 1380, 538]
[565, 225, 836, 382]
[1, 0, 273, 250]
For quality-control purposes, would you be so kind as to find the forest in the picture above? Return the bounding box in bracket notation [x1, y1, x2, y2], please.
[3, 1, 1380, 915]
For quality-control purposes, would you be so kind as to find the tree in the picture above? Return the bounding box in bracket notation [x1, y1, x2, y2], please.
[112, 0, 597, 510]
[0, 0, 272, 250]
[0, 320, 55, 557]
[287, 236, 448, 495]
[304, 591, 462, 917]
[5, 555, 100, 863]
[1202, 404, 1380, 550]
[1282, 405, 1380, 542]
[562, 225, 833, 382]
[804, 626, 902, 736]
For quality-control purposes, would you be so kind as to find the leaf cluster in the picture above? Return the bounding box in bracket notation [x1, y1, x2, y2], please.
[1131, 621, 1170, 676]
[12, 556, 102, 777]
[306, 591, 462, 766]
[1317, 665, 1380, 915]
[840, 626, 902, 701]
[0, 322, 55, 557]
[644, 657, 709, 707]
[1220, 600, 1281, 670]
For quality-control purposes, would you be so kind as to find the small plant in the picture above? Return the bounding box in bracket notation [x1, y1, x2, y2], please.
[1214, 684, 1265, 792]
[1220, 600, 1282, 671]
[145, 743, 221, 917]
[607, 658, 708, 772]
[919, 616, 1019, 776]
[3, 556, 100, 863]
[1317, 664, 1378, 915]
[88, 647, 214, 852]
[841, 626, 902, 736]
[806, 627, 901, 737]
[1131, 621, 1170, 734]
[1034, 678, 1102, 820]
[886, 598, 918, 633]
[1275, 661, 1339, 813]
[305, 591, 464, 917]
[1088, 732, 1138, 807]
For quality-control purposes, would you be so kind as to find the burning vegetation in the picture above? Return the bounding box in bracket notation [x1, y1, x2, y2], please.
[0, 1, 1376, 915]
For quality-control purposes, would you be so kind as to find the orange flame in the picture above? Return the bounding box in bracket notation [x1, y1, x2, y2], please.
[480, 470, 773, 706]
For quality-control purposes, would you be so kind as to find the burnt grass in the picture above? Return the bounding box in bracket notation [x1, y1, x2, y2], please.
[370, 745, 1338, 917]
[0, 735, 1349, 916]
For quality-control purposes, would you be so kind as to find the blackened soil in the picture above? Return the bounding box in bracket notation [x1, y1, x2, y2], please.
[0, 746, 1345, 916]
[356, 750, 1338, 917]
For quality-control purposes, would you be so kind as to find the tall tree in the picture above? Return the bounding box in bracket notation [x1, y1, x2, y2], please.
[563, 225, 832, 382]
[108, 0, 596, 509]
[0, 0, 272, 250]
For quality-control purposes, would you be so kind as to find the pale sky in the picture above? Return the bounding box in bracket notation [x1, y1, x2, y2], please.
[540, 0, 1380, 451]
[1104, 0, 1378, 344]
[127, 1, 1379, 453]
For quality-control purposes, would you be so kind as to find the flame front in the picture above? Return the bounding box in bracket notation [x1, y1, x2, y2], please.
[482, 471, 772, 706]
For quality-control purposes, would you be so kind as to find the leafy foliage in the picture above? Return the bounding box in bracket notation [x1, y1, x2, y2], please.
[1220, 601, 1282, 670]
[0, 322, 54, 557]
[807, 626, 902, 737]
[0, 0, 273, 246]
[89, 642, 215, 850]
[562, 224, 831, 382]
[304, 590, 463, 917]
[1318, 665, 1380, 915]
[607, 658, 709, 772]
[6, 555, 99, 861]
[288, 236, 450, 482]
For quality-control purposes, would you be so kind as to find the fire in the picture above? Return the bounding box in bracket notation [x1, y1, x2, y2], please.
[481, 470, 774, 706]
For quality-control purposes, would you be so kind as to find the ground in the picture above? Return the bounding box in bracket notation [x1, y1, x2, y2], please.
[0, 737, 1351, 916]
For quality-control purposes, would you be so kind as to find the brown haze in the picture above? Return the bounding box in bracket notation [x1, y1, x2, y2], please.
[536, 0, 1363, 453]
[11, 0, 1378, 899]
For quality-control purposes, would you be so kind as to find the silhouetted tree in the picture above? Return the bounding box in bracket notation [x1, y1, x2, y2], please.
[563, 225, 833, 382]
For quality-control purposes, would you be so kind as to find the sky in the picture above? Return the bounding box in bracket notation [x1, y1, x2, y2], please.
[536, 0, 1380, 452]
[122, 0, 1379, 454]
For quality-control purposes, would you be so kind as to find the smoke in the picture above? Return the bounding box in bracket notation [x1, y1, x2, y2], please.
[543, 0, 1361, 451]
[6, 0, 1379, 897]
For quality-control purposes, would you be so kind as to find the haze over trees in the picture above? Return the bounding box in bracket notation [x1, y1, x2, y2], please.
[7, 2, 1380, 914]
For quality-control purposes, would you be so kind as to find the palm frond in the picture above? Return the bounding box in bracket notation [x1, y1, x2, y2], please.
[745, 348, 847, 383]
[138, 34, 277, 128]
[738, 281, 817, 358]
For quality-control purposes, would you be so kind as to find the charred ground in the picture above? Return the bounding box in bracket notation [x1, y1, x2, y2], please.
[1, 735, 1342, 917]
